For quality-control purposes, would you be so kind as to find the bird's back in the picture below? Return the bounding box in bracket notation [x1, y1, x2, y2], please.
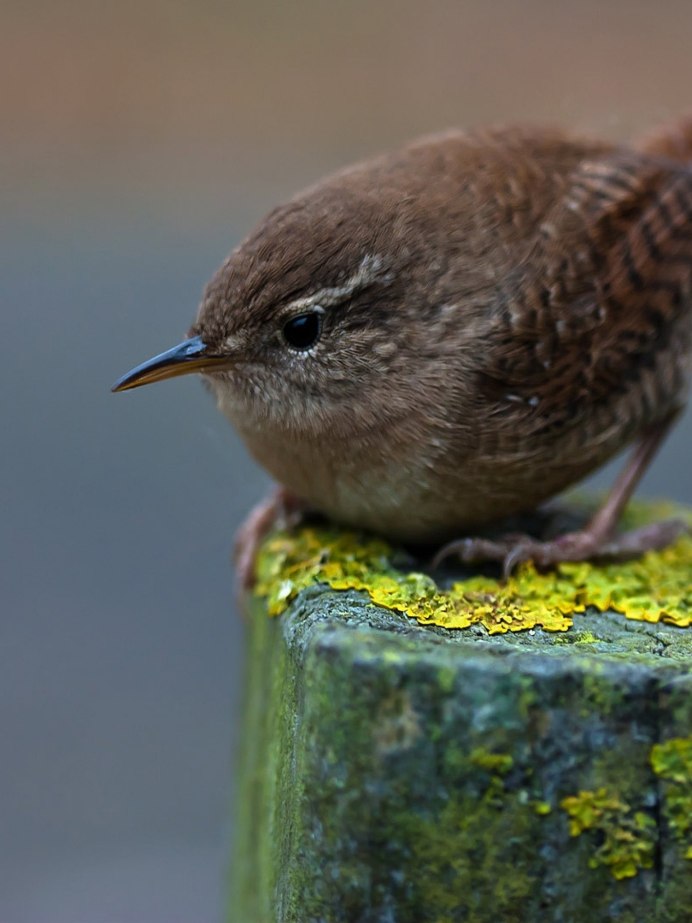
[315, 127, 692, 537]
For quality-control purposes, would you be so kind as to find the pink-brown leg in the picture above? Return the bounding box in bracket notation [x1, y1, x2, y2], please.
[234, 486, 306, 590]
[433, 413, 687, 578]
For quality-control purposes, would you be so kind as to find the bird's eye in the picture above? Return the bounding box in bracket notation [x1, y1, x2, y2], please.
[282, 311, 322, 351]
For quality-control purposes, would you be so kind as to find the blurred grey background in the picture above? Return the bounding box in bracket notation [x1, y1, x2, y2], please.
[2, 1, 691, 920]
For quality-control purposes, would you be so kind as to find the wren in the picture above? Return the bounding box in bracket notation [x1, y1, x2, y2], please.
[113, 120, 692, 584]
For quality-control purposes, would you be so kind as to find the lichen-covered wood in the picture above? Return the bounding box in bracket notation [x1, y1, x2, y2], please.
[254, 500, 692, 631]
[229, 503, 692, 923]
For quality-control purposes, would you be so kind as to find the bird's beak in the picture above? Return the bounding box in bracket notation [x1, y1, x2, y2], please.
[111, 335, 229, 392]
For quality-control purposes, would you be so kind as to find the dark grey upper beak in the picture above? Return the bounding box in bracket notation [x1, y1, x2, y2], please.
[112, 335, 228, 392]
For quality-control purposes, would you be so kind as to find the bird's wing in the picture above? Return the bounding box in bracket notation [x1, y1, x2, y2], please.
[478, 151, 692, 435]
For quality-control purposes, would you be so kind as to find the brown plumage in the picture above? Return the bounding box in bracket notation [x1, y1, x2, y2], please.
[114, 119, 692, 581]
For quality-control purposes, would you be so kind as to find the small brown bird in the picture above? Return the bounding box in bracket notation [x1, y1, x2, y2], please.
[114, 119, 692, 585]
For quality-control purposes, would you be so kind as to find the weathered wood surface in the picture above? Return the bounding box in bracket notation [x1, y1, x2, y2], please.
[228, 505, 692, 923]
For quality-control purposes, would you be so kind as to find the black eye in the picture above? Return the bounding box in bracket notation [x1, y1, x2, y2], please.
[282, 311, 322, 350]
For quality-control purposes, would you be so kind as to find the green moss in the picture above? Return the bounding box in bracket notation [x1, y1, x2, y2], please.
[254, 500, 692, 634]
[559, 788, 657, 880]
[469, 747, 514, 776]
[399, 786, 539, 921]
[571, 631, 599, 644]
[437, 664, 456, 694]
[228, 595, 285, 921]
[580, 669, 635, 717]
[651, 736, 692, 860]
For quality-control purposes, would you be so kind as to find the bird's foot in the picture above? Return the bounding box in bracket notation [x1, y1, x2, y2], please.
[432, 518, 688, 579]
[234, 486, 305, 591]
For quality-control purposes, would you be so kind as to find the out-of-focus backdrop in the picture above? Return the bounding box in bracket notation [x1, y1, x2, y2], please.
[2, 1, 691, 920]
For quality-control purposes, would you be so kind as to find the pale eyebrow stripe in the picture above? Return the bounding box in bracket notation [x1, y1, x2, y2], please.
[286, 254, 387, 310]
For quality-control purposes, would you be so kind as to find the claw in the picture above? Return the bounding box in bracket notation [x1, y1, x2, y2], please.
[433, 414, 687, 578]
[432, 517, 688, 579]
[501, 543, 533, 578]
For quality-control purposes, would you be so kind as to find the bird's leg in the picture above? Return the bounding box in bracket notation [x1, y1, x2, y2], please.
[433, 412, 687, 578]
[234, 485, 306, 590]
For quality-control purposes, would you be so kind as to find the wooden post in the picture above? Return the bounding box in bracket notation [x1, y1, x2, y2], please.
[228, 503, 692, 923]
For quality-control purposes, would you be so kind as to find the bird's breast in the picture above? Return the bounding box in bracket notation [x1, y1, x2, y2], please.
[236, 422, 432, 533]
[211, 375, 665, 543]
[228, 412, 539, 542]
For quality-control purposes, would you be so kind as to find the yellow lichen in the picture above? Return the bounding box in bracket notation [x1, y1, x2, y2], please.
[254, 500, 692, 634]
[559, 788, 656, 879]
[651, 736, 692, 859]
[532, 800, 552, 816]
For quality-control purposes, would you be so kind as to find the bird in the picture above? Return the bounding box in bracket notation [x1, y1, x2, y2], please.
[113, 119, 692, 587]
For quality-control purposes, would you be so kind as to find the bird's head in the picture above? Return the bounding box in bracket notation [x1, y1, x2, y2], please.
[112, 155, 465, 440]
